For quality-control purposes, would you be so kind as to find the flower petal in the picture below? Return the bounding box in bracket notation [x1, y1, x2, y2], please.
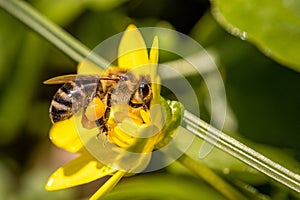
[118, 24, 149, 70]
[149, 36, 159, 65]
[49, 116, 83, 153]
[45, 153, 115, 191]
[148, 35, 160, 105]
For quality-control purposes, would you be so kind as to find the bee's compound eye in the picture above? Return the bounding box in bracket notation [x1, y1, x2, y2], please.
[139, 83, 150, 99]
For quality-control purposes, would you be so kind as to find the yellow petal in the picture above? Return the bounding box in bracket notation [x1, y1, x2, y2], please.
[118, 24, 149, 70]
[149, 36, 159, 65]
[149, 36, 160, 105]
[151, 76, 161, 105]
[49, 116, 83, 153]
[140, 110, 151, 124]
[45, 153, 115, 191]
[149, 103, 166, 131]
[110, 121, 136, 149]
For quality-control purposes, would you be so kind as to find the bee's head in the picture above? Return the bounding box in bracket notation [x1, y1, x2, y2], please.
[111, 72, 152, 108]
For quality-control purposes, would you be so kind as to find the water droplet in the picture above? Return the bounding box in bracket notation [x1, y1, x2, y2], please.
[240, 32, 247, 40]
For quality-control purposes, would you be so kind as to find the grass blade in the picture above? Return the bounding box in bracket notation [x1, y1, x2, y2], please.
[183, 110, 300, 193]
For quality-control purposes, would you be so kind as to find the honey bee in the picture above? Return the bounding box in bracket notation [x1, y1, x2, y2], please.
[44, 68, 152, 135]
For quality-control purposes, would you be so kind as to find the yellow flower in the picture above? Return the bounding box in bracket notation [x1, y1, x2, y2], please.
[45, 24, 182, 199]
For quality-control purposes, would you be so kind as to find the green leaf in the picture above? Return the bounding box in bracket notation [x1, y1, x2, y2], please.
[191, 11, 300, 149]
[211, 0, 300, 71]
[102, 173, 226, 200]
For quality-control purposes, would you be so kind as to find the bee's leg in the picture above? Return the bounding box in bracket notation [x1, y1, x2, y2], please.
[96, 107, 111, 138]
[96, 118, 107, 138]
[143, 103, 149, 111]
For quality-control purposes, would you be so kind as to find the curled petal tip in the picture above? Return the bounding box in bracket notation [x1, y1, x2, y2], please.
[150, 35, 159, 65]
[125, 24, 138, 31]
[45, 178, 55, 191]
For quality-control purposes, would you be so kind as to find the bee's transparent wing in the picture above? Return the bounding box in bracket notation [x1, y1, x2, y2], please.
[44, 74, 119, 85]
[44, 74, 80, 84]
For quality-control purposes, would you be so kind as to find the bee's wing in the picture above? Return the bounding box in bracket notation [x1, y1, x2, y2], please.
[44, 74, 119, 85]
[44, 74, 82, 84]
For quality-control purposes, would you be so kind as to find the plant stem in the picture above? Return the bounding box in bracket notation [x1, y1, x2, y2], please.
[177, 153, 248, 200]
[89, 171, 126, 200]
[166, 146, 248, 200]
[183, 110, 300, 193]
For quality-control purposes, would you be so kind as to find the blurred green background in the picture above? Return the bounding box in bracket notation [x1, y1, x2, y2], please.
[0, 0, 300, 199]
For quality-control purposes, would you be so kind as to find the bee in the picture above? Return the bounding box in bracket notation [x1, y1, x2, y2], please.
[44, 68, 152, 135]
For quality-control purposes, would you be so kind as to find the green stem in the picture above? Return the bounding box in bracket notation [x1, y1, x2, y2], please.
[0, 0, 109, 68]
[169, 150, 248, 200]
[183, 110, 300, 193]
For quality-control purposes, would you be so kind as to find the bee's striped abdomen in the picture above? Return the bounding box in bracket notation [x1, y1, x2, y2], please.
[50, 77, 102, 123]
